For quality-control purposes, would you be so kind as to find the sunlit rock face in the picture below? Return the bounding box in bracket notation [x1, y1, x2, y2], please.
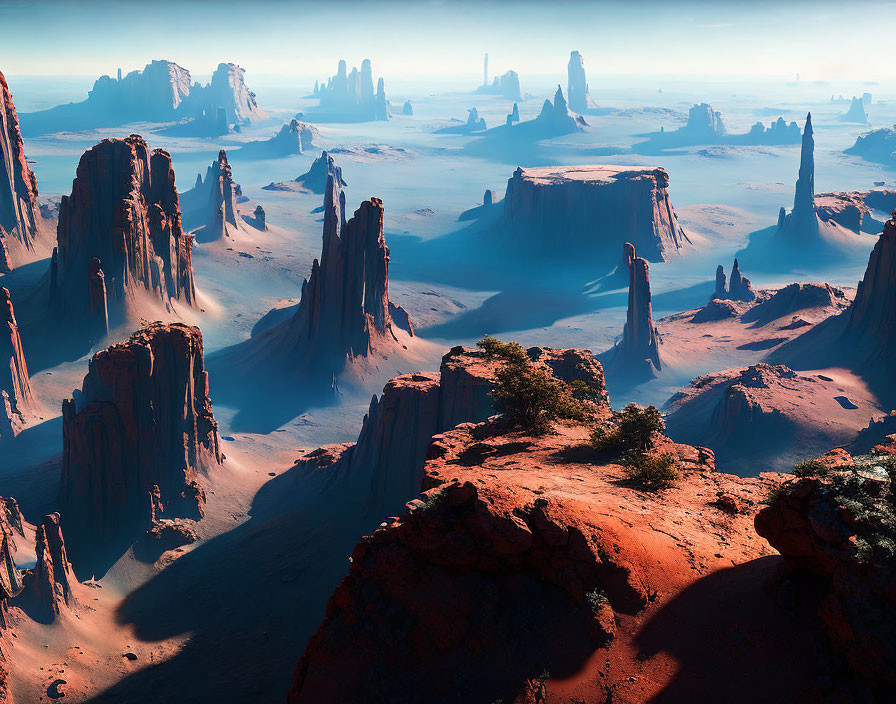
[0, 70, 40, 271]
[183, 62, 264, 125]
[51, 135, 196, 328]
[60, 323, 221, 558]
[498, 165, 690, 269]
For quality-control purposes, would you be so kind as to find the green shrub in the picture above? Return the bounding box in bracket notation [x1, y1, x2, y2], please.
[492, 363, 591, 434]
[570, 378, 605, 404]
[590, 404, 664, 454]
[791, 458, 831, 478]
[622, 452, 679, 490]
[477, 335, 530, 366]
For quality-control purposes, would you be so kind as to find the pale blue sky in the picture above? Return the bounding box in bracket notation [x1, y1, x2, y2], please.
[2, 0, 894, 82]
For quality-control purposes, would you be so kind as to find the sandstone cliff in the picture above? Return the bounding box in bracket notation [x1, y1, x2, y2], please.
[0, 70, 41, 271]
[0, 287, 34, 438]
[498, 165, 690, 270]
[51, 135, 196, 330]
[60, 323, 220, 568]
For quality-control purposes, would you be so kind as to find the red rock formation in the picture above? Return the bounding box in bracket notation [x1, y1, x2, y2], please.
[60, 323, 220, 556]
[815, 192, 870, 232]
[295, 345, 608, 520]
[287, 419, 803, 704]
[500, 165, 690, 268]
[741, 282, 847, 326]
[1, 287, 34, 437]
[31, 513, 75, 616]
[603, 256, 663, 382]
[755, 465, 895, 695]
[711, 258, 755, 302]
[0, 496, 25, 609]
[0, 70, 40, 269]
[52, 135, 196, 327]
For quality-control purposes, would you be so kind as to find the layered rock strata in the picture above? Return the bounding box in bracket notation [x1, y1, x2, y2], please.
[30, 513, 75, 616]
[498, 165, 690, 267]
[60, 323, 221, 555]
[51, 135, 196, 326]
[1, 287, 34, 437]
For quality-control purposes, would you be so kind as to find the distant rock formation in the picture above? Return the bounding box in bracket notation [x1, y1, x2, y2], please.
[51, 135, 196, 329]
[263, 150, 346, 195]
[601, 256, 663, 382]
[841, 96, 868, 123]
[756, 459, 896, 695]
[294, 345, 608, 519]
[311, 59, 389, 122]
[845, 125, 896, 167]
[220, 176, 414, 389]
[30, 513, 75, 617]
[0, 70, 41, 271]
[21, 60, 264, 136]
[746, 116, 801, 143]
[0, 287, 33, 438]
[712, 259, 755, 302]
[531, 85, 585, 136]
[507, 102, 520, 124]
[567, 50, 595, 113]
[498, 166, 690, 269]
[477, 69, 522, 102]
[234, 119, 318, 160]
[253, 205, 266, 231]
[436, 107, 487, 134]
[814, 189, 894, 234]
[686, 102, 727, 138]
[60, 323, 221, 562]
[402, 100, 413, 116]
[777, 113, 818, 243]
[741, 282, 847, 327]
[180, 150, 240, 239]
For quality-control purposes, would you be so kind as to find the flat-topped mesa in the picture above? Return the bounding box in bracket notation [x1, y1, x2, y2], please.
[60, 323, 221, 557]
[500, 165, 690, 267]
[1, 287, 34, 438]
[0, 70, 40, 269]
[295, 344, 608, 521]
[712, 259, 755, 302]
[477, 69, 522, 102]
[51, 135, 196, 327]
[841, 96, 868, 124]
[567, 50, 595, 113]
[85, 60, 191, 121]
[686, 103, 727, 137]
[777, 113, 819, 242]
[183, 62, 264, 125]
[180, 149, 239, 239]
[30, 513, 75, 617]
[314, 59, 389, 121]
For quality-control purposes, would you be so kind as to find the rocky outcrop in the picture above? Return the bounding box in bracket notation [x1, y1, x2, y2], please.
[312, 59, 389, 122]
[288, 416, 796, 703]
[845, 126, 896, 167]
[841, 96, 868, 124]
[1, 70, 40, 269]
[532, 85, 585, 136]
[755, 463, 895, 696]
[814, 190, 895, 233]
[436, 107, 487, 134]
[1, 287, 34, 438]
[263, 150, 346, 195]
[741, 283, 848, 326]
[499, 166, 690, 269]
[180, 150, 239, 239]
[567, 50, 595, 113]
[294, 345, 608, 519]
[746, 117, 801, 143]
[60, 323, 220, 559]
[236, 119, 318, 159]
[0, 496, 25, 608]
[21, 60, 263, 136]
[777, 113, 819, 243]
[52, 135, 196, 329]
[253, 205, 266, 231]
[602, 256, 663, 381]
[685, 103, 727, 138]
[477, 69, 522, 101]
[402, 100, 413, 116]
[711, 258, 755, 302]
[30, 513, 75, 616]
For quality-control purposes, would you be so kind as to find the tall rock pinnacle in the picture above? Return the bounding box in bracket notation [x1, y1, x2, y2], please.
[791, 112, 815, 231]
[567, 50, 593, 114]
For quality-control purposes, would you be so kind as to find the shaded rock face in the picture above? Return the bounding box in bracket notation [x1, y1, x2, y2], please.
[60, 323, 220, 562]
[755, 469, 895, 694]
[605, 256, 662, 380]
[841, 96, 868, 124]
[0, 70, 40, 270]
[742, 283, 847, 326]
[294, 345, 608, 521]
[183, 62, 263, 125]
[534, 85, 585, 136]
[500, 165, 690, 268]
[1, 287, 33, 437]
[0, 496, 25, 608]
[291, 150, 346, 194]
[30, 513, 75, 617]
[846, 126, 896, 167]
[181, 150, 239, 239]
[477, 69, 522, 101]
[686, 103, 726, 137]
[567, 50, 594, 114]
[313, 59, 388, 121]
[777, 113, 819, 242]
[52, 135, 196, 328]
[815, 192, 871, 232]
[252, 176, 412, 373]
[712, 258, 755, 302]
[238, 119, 318, 159]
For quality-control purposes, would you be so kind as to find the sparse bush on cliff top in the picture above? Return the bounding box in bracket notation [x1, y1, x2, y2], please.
[622, 452, 679, 491]
[591, 403, 664, 454]
[791, 458, 831, 478]
[478, 335, 591, 434]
